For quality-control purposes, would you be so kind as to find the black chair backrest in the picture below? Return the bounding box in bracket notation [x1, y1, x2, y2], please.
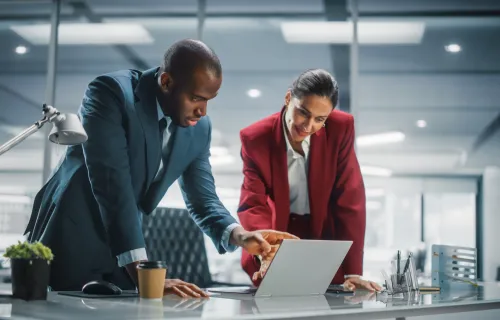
[142, 207, 213, 288]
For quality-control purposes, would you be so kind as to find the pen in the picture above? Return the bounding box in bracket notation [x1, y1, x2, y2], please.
[381, 270, 392, 292]
[396, 250, 401, 284]
[399, 252, 413, 284]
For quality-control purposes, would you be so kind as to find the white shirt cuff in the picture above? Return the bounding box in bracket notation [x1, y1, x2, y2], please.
[220, 223, 240, 253]
[344, 274, 361, 279]
[116, 248, 148, 267]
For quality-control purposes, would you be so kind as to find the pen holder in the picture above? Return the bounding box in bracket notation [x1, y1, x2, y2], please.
[382, 256, 419, 295]
[389, 271, 412, 294]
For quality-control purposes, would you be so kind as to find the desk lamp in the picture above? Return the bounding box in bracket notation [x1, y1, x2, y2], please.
[0, 104, 87, 156]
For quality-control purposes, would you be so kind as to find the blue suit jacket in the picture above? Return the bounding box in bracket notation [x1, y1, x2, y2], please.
[25, 67, 236, 285]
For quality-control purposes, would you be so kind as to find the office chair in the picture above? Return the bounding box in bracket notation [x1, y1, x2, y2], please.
[142, 207, 246, 288]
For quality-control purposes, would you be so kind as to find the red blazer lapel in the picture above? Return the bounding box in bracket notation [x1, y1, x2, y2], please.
[308, 128, 329, 238]
[270, 108, 290, 232]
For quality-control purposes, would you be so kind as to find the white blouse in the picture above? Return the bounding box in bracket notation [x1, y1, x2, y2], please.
[283, 110, 311, 215]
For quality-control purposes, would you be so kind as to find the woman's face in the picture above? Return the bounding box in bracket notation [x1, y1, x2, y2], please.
[285, 91, 333, 143]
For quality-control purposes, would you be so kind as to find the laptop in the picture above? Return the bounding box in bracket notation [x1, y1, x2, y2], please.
[208, 239, 353, 297]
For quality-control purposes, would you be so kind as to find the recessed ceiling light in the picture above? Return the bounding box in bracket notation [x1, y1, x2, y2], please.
[247, 89, 261, 98]
[15, 45, 27, 54]
[356, 131, 405, 147]
[445, 43, 461, 53]
[416, 120, 427, 128]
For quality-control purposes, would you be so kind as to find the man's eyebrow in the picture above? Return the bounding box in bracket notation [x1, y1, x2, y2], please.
[193, 92, 218, 100]
[193, 93, 209, 100]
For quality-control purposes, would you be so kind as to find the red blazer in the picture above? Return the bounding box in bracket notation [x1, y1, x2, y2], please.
[237, 107, 366, 285]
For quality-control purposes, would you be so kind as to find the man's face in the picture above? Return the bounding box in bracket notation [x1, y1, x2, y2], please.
[159, 68, 221, 127]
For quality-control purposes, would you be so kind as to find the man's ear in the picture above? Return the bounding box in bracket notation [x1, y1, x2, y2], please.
[160, 72, 173, 91]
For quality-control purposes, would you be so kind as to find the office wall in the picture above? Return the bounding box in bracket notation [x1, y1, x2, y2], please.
[481, 166, 500, 281]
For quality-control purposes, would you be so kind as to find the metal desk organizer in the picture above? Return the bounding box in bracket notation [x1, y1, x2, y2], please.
[431, 244, 478, 289]
[381, 252, 419, 295]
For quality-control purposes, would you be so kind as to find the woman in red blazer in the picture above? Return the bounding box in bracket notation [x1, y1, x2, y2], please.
[237, 69, 381, 291]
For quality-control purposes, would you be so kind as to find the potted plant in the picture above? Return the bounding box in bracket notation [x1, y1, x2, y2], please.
[3, 241, 54, 300]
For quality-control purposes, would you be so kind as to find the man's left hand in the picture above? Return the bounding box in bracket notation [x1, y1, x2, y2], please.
[343, 277, 382, 292]
[230, 226, 299, 258]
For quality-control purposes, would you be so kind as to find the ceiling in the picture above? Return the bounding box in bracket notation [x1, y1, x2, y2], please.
[0, 0, 499, 192]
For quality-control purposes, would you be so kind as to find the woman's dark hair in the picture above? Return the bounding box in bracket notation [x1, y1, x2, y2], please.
[290, 69, 339, 108]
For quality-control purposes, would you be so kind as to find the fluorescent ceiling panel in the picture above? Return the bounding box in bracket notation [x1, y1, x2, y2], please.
[209, 154, 235, 166]
[0, 194, 32, 204]
[104, 17, 265, 30]
[210, 146, 229, 157]
[366, 200, 382, 210]
[360, 165, 392, 177]
[356, 131, 405, 147]
[281, 21, 425, 44]
[10, 23, 154, 45]
[365, 188, 385, 197]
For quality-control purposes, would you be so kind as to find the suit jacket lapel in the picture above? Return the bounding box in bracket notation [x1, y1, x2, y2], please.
[308, 128, 328, 238]
[271, 108, 291, 232]
[134, 67, 162, 188]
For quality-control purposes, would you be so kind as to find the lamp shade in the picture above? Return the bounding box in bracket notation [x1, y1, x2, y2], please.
[48, 113, 88, 145]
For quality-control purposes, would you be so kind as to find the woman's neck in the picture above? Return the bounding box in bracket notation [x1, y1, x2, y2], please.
[283, 109, 305, 156]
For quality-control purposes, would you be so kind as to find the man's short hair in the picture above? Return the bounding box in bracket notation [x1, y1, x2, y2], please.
[161, 39, 222, 80]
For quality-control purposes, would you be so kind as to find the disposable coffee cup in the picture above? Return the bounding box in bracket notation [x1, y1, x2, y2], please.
[137, 261, 167, 299]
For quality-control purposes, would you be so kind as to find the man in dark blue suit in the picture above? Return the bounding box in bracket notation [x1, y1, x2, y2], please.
[25, 39, 296, 297]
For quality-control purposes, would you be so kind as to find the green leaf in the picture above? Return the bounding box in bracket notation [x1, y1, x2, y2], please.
[3, 241, 54, 261]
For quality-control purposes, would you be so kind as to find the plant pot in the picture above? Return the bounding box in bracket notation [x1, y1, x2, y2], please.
[11, 258, 51, 301]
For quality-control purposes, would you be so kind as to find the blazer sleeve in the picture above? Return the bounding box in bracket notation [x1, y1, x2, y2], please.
[330, 115, 366, 276]
[237, 134, 273, 231]
[79, 75, 145, 258]
[177, 118, 238, 254]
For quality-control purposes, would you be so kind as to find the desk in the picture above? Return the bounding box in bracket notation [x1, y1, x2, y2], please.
[1, 283, 500, 320]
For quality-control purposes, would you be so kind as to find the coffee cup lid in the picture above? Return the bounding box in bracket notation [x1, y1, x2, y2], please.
[137, 261, 167, 269]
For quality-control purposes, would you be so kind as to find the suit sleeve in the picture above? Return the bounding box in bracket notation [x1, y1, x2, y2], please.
[237, 134, 273, 231]
[178, 119, 238, 254]
[79, 75, 145, 258]
[330, 116, 366, 276]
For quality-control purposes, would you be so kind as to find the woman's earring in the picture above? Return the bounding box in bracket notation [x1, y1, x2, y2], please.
[323, 123, 326, 127]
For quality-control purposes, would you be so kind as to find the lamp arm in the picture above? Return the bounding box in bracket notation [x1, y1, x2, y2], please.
[0, 119, 50, 157]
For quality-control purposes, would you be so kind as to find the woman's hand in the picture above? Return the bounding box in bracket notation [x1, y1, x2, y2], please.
[231, 227, 299, 258]
[343, 277, 382, 292]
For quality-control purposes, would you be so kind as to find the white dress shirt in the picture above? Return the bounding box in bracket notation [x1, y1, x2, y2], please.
[283, 110, 311, 215]
[116, 101, 239, 267]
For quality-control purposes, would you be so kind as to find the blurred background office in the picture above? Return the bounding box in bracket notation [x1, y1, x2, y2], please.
[0, 0, 499, 287]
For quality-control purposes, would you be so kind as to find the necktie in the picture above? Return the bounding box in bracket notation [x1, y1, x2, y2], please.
[159, 118, 168, 147]
[144, 118, 173, 202]
[153, 117, 174, 183]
